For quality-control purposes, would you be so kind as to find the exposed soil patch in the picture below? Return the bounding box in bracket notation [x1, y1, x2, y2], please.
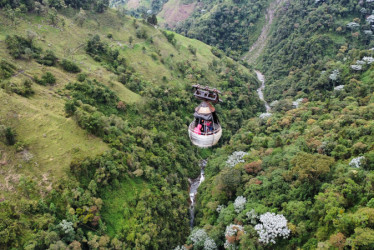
[127, 0, 140, 10]
[160, 0, 196, 27]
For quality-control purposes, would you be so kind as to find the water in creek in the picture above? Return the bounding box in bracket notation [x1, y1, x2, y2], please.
[189, 159, 207, 228]
[188, 71, 269, 228]
[255, 70, 271, 113]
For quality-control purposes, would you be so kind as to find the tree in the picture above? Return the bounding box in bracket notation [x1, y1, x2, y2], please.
[48, 8, 59, 26]
[147, 14, 157, 26]
[290, 152, 334, 183]
[75, 8, 87, 27]
[254, 213, 290, 244]
[4, 6, 21, 26]
[5, 127, 16, 145]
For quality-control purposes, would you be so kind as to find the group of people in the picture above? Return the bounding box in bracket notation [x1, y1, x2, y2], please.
[193, 119, 214, 135]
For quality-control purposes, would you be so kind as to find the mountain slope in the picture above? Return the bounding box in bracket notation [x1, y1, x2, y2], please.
[185, 0, 374, 249]
[0, 6, 263, 249]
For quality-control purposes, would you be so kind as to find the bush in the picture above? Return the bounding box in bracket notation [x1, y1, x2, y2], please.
[36, 72, 56, 85]
[0, 60, 16, 80]
[1, 79, 34, 97]
[5, 127, 16, 145]
[5, 35, 41, 59]
[61, 59, 81, 73]
[65, 100, 77, 116]
[36, 50, 58, 66]
[136, 29, 147, 39]
[188, 45, 197, 55]
[77, 73, 87, 82]
[162, 31, 176, 46]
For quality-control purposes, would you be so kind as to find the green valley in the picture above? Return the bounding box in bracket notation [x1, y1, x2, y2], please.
[1, 0, 374, 249]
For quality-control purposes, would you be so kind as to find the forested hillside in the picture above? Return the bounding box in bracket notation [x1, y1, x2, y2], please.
[109, 0, 269, 59]
[0, 2, 263, 248]
[174, 0, 270, 59]
[184, 0, 374, 249]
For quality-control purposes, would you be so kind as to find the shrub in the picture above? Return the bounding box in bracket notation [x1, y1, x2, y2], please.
[150, 53, 158, 61]
[5, 35, 41, 59]
[162, 31, 176, 46]
[188, 45, 196, 55]
[0, 60, 16, 80]
[76, 73, 87, 82]
[1, 79, 34, 97]
[36, 50, 58, 66]
[5, 127, 16, 145]
[61, 59, 81, 73]
[65, 100, 77, 116]
[36, 72, 56, 85]
[136, 29, 147, 39]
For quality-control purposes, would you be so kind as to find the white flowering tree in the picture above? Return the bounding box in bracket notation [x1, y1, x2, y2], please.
[246, 209, 258, 225]
[366, 14, 374, 24]
[259, 112, 272, 119]
[346, 22, 360, 30]
[204, 238, 217, 250]
[292, 98, 304, 108]
[226, 151, 248, 168]
[234, 196, 246, 213]
[364, 30, 373, 35]
[349, 156, 365, 168]
[351, 65, 362, 71]
[363, 57, 374, 64]
[58, 220, 75, 242]
[224, 224, 246, 249]
[334, 85, 345, 91]
[356, 60, 366, 65]
[254, 212, 290, 245]
[329, 69, 339, 81]
[188, 228, 217, 250]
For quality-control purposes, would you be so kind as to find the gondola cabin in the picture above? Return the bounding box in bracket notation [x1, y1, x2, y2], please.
[188, 85, 222, 148]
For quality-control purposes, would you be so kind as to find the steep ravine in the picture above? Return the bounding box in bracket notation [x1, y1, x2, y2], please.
[189, 160, 207, 228]
[255, 70, 271, 113]
[243, 0, 286, 64]
[188, 70, 270, 227]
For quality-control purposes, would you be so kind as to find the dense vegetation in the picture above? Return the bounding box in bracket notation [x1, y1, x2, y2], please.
[175, 0, 269, 59]
[175, 0, 374, 249]
[261, 0, 374, 101]
[0, 5, 262, 249]
[2, 0, 374, 249]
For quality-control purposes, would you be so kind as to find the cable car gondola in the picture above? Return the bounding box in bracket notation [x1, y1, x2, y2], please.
[188, 85, 222, 148]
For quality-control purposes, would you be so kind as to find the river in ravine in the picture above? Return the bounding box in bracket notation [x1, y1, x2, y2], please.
[188, 71, 269, 228]
[188, 159, 207, 228]
[255, 70, 271, 113]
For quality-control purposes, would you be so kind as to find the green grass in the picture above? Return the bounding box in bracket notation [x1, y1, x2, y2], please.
[100, 177, 149, 237]
[0, 84, 109, 197]
[326, 32, 346, 46]
[0, 7, 256, 200]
